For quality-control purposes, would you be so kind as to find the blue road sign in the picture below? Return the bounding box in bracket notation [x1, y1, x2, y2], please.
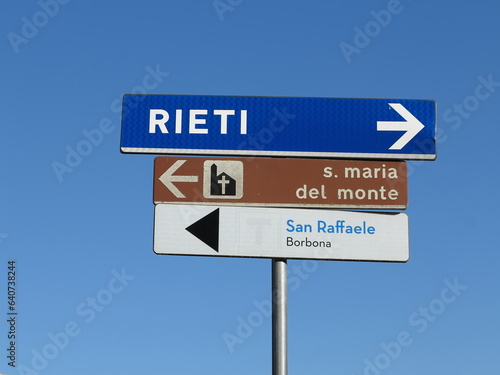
[120, 95, 436, 160]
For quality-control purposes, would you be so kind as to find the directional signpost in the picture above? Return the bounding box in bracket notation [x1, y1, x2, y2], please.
[120, 93, 436, 375]
[154, 156, 408, 209]
[121, 94, 436, 160]
[154, 204, 409, 262]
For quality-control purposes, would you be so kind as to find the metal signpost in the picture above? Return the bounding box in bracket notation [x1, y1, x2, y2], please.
[273, 258, 287, 375]
[120, 94, 437, 375]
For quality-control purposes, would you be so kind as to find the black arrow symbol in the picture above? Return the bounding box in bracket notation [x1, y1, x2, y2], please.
[185, 208, 219, 252]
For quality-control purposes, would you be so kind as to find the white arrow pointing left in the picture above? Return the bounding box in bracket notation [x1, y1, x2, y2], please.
[159, 160, 198, 198]
[377, 103, 425, 150]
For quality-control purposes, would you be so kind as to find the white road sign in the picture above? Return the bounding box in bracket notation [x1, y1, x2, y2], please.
[154, 204, 409, 262]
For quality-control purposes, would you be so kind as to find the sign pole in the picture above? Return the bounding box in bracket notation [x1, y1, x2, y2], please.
[272, 258, 288, 375]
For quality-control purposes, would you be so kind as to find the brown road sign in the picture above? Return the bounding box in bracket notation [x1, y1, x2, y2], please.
[153, 157, 408, 209]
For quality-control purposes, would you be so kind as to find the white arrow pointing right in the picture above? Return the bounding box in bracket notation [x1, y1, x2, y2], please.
[159, 160, 198, 198]
[377, 103, 425, 150]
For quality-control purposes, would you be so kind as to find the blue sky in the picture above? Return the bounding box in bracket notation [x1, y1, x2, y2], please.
[1, 0, 499, 374]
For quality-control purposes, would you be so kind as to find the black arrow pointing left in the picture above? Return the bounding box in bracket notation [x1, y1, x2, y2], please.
[185, 208, 220, 252]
